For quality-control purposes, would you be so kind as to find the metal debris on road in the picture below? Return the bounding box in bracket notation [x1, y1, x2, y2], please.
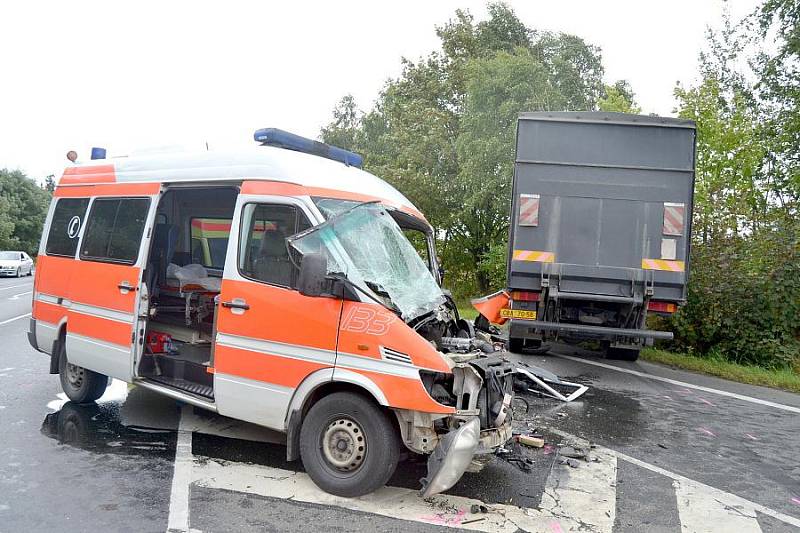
[514, 362, 589, 402]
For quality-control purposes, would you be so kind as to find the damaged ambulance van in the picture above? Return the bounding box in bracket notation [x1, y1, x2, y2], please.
[27, 129, 514, 497]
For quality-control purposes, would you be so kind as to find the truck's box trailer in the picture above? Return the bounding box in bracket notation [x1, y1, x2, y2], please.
[507, 112, 696, 359]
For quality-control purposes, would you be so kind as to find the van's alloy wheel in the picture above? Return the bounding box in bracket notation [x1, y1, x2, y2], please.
[300, 392, 399, 497]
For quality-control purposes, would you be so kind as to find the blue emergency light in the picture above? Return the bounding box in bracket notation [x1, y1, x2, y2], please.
[90, 147, 107, 160]
[254, 128, 363, 168]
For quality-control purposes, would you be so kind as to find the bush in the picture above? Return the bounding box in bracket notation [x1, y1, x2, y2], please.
[670, 224, 800, 369]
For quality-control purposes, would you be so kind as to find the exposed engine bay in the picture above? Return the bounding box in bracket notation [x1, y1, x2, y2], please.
[394, 298, 515, 461]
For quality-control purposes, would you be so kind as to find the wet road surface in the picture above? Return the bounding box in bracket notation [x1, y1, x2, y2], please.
[1, 274, 798, 532]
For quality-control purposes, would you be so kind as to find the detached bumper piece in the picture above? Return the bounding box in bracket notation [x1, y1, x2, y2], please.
[515, 362, 588, 402]
[420, 417, 481, 497]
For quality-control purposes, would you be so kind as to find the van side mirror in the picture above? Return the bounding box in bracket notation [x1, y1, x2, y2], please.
[297, 253, 328, 297]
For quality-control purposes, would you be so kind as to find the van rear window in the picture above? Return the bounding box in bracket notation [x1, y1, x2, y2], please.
[81, 198, 150, 264]
[45, 198, 90, 257]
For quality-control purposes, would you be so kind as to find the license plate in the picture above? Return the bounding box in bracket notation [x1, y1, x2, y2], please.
[500, 309, 537, 319]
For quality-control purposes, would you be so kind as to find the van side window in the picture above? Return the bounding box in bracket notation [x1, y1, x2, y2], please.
[81, 198, 150, 264]
[238, 204, 311, 287]
[45, 198, 90, 257]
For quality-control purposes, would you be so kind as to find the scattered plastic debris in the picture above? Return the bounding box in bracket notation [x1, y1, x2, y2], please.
[470, 504, 488, 514]
[517, 435, 545, 448]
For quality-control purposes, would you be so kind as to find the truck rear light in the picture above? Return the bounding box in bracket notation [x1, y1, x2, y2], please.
[663, 203, 685, 236]
[518, 194, 539, 226]
[648, 301, 677, 313]
[511, 290, 540, 302]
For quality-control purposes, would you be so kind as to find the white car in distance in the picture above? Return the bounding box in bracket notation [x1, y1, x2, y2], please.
[0, 251, 34, 277]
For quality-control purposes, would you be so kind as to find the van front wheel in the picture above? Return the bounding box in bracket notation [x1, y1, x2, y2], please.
[300, 392, 399, 497]
[58, 341, 108, 403]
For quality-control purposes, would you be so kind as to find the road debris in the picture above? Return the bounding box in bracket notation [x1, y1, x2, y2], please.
[470, 504, 489, 514]
[517, 435, 545, 448]
[514, 362, 589, 402]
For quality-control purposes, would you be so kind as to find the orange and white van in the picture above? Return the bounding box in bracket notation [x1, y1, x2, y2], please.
[28, 129, 514, 497]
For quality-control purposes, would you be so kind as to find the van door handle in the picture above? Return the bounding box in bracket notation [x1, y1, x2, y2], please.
[222, 299, 250, 313]
[118, 282, 137, 294]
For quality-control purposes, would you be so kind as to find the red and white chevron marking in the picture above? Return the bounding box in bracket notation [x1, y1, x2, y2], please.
[518, 194, 540, 226]
[663, 203, 685, 236]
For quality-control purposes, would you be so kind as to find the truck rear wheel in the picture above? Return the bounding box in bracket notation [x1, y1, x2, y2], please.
[605, 345, 641, 361]
[299, 391, 399, 497]
[58, 340, 108, 403]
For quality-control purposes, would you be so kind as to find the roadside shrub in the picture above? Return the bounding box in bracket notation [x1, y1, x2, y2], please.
[670, 224, 800, 369]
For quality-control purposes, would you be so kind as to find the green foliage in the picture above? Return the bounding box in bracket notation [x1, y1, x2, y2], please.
[598, 81, 641, 113]
[0, 169, 52, 255]
[321, 2, 607, 293]
[667, 4, 800, 369]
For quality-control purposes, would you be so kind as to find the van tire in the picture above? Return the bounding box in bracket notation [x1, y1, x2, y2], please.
[300, 392, 399, 497]
[58, 341, 108, 404]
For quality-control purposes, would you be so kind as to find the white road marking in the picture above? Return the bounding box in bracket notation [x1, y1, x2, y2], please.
[540, 438, 617, 532]
[675, 479, 762, 533]
[551, 428, 800, 529]
[167, 405, 193, 533]
[555, 354, 800, 414]
[8, 291, 32, 300]
[0, 313, 31, 326]
[191, 457, 600, 532]
[0, 282, 33, 291]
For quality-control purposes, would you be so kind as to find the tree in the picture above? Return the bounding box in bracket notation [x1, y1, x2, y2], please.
[0, 169, 52, 255]
[321, 2, 605, 294]
[43, 175, 56, 193]
[598, 81, 641, 113]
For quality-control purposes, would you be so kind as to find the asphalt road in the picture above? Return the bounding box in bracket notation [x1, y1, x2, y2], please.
[0, 273, 798, 532]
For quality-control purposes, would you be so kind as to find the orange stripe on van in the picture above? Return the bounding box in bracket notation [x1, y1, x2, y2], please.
[32, 300, 66, 325]
[60, 164, 116, 185]
[345, 368, 455, 414]
[214, 345, 328, 388]
[55, 182, 160, 198]
[35, 256, 74, 300]
[240, 181, 307, 196]
[68, 311, 132, 346]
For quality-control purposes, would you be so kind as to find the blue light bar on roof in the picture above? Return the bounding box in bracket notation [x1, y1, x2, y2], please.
[254, 128, 363, 168]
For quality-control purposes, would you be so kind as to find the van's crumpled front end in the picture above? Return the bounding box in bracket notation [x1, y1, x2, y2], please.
[398, 350, 515, 497]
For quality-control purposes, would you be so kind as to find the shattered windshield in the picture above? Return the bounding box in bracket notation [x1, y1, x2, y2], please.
[289, 203, 445, 320]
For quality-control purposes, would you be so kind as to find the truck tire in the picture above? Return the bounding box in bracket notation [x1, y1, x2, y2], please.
[300, 391, 399, 497]
[606, 346, 641, 361]
[58, 340, 108, 403]
[508, 337, 524, 353]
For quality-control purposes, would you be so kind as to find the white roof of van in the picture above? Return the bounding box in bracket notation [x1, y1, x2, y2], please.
[61, 145, 422, 219]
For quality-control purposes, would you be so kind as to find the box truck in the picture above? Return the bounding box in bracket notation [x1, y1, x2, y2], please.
[505, 112, 696, 360]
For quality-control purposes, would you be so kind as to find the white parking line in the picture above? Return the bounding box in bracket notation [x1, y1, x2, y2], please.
[616, 449, 800, 529]
[555, 354, 800, 415]
[8, 291, 32, 300]
[0, 282, 33, 291]
[550, 428, 800, 529]
[167, 405, 194, 533]
[0, 313, 31, 326]
[675, 479, 762, 533]
[540, 444, 617, 532]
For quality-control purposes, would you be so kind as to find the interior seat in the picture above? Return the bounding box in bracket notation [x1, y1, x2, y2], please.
[255, 229, 293, 286]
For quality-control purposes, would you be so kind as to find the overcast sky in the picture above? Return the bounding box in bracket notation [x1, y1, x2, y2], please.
[0, 0, 760, 182]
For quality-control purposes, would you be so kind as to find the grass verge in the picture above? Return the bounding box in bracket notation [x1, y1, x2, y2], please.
[641, 348, 800, 394]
